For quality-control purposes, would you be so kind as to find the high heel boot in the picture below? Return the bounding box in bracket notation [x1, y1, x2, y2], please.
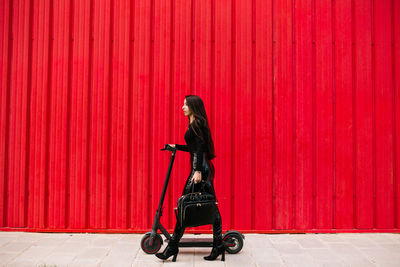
[155, 239, 178, 261]
[156, 222, 185, 262]
[204, 210, 225, 261]
[203, 242, 225, 261]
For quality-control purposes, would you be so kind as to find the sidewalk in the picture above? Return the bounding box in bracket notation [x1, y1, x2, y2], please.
[0, 231, 399, 267]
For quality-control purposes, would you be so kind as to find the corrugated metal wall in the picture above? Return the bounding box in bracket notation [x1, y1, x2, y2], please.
[0, 0, 399, 233]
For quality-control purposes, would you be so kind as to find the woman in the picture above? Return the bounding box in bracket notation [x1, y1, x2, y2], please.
[155, 95, 224, 262]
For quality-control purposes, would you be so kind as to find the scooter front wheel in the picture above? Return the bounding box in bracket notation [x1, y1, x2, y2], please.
[141, 232, 163, 254]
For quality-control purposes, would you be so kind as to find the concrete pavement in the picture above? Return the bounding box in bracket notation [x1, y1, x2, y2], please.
[0, 232, 400, 266]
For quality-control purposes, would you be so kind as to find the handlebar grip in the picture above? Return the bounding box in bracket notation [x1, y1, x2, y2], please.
[161, 144, 176, 151]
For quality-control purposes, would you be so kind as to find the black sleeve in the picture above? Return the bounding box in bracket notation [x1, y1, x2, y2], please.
[175, 144, 189, 152]
[192, 128, 205, 172]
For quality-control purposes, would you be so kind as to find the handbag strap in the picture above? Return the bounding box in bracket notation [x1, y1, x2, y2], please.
[189, 180, 219, 203]
[190, 180, 206, 193]
[191, 180, 195, 193]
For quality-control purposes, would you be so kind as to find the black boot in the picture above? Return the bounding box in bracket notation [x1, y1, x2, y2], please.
[155, 239, 178, 262]
[204, 209, 225, 261]
[203, 242, 225, 261]
[156, 222, 185, 262]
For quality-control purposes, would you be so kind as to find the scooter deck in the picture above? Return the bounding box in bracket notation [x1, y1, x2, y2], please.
[168, 238, 214, 247]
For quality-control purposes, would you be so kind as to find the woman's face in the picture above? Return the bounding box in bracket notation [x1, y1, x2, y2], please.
[182, 99, 192, 117]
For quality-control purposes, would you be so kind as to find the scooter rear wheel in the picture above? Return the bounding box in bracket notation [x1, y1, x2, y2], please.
[141, 232, 163, 254]
[223, 232, 244, 254]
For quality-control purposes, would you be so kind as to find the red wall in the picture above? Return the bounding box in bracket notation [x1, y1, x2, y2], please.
[0, 0, 400, 233]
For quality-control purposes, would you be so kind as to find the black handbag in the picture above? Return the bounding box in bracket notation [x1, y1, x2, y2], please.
[175, 181, 218, 227]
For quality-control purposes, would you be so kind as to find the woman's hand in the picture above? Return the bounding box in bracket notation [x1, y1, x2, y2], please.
[168, 144, 176, 148]
[191, 171, 202, 184]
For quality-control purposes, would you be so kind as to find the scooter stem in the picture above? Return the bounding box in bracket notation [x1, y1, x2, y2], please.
[157, 148, 176, 212]
[151, 146, 176, 238]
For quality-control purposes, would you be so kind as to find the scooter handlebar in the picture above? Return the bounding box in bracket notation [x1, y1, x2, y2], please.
[161, 144, 176, 152]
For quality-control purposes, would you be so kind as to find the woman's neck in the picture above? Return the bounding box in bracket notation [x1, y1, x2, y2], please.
[189, 115, 194, 124]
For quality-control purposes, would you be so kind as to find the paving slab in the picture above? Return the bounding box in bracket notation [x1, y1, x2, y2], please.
[0, 242, 32, 254]
[40, 252, 77, 267]
[280, 254, 319, 267]
[1, 232, 400, 266]
[0, 253, 19, 266]
[294, 235, 326, 248]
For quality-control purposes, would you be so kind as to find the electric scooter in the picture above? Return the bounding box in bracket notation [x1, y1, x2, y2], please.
[140, 144, 245, 255]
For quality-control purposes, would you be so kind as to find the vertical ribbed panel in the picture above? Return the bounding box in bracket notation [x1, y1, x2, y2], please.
[315, 0, 334, 229]
[0, 0, 399, 232]
[273, 0, 294, 230]
[354, 0, 374, 229]
[109, 0, 130, 230]
[6, 0, 31, 227]
[334, 0, 353, 229]
[0, 0, 11, 228]
[394, 0, 400, 229]
[232, 0, 252, 231]
[294, 0, 313, 230]
[374, 0, 394, 229]
[28, 0, 50, 229]
[254, 0, 273, 230]
[68, 0, 90, 229]
[48, 0, 70, 229]
[131, 0, 151, 230]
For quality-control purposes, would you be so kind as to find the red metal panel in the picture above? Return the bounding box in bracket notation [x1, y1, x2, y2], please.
[294, 0, 313, 230]
[131, 0, 152, 231]
[334, 0, 354, 229]
[254, 0, 273, 230]
[273, 0, 294, 230]
[7, 0, 32, 227]
[315, 0, 334, 229]
[126, 0, 135, 230]
[89, 0, 112, 229]
[0, 0, 12, 227]
[395, 0, 400, 229]
[27, 0, 50, 229]
[68, 0, 90, 229]
[233, 0, 253, 230]
[109, 0, 130, 229]
[374, 0, 394, 229]
[47, 0, 71, 229]
[354, 0, 374, 229]
[0, 0, 399, 233]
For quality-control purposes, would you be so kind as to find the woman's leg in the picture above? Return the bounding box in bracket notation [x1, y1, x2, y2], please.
[212, 208, 223, 246]
[171, 220, 185, 244]
[155, 215, 186, 261]
[156, 175, 190, 261]
[204, 207, 225, 261]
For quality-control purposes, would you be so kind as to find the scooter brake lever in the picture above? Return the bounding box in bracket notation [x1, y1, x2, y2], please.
[161, 144, 169, 151]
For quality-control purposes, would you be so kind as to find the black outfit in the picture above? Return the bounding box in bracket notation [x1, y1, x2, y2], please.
[173, 121, 222, 245]
[175, 121, 216, 195]
[156, 120, 223, 261]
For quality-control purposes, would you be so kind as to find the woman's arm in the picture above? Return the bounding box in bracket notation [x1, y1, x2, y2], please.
[191, 137, 204, 184]
[175, 144, 189, 152]
[192, 135, 205, 172]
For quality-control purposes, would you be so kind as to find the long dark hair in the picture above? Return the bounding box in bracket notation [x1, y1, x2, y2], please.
[185, 95, 216, 160]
